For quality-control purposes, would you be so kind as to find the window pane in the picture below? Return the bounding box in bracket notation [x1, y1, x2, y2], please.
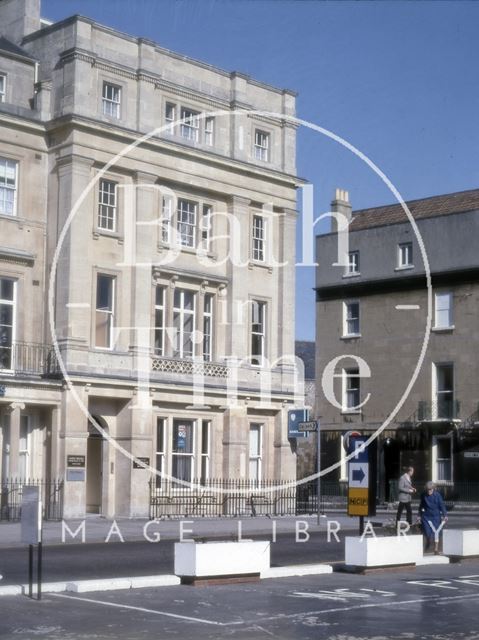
[249, 425, 260, 457]
[97, 275, 113, 311]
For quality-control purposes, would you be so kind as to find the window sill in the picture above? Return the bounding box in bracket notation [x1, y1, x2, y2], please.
[341, 409, 362, 416]
[93, 229, 124, 244]
[432, 325, 455, 333]
[395, 265, 414, 272]
[340, 334, 361, 340]
[157, 242, 216, 261]
[248, 260, 273, 273]
[342, 272, 360, 279]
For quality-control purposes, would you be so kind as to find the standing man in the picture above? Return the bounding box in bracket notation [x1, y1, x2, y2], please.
[396, 466, 416, 526]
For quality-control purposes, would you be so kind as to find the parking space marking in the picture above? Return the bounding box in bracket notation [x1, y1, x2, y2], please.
[50, 593, 242, 626]
[245, 592, 479, 626]
[49, 588, 479, 629]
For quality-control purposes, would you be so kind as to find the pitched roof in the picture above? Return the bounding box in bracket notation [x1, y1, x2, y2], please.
[0, 36, 36, 62]
[350, 188, 479, 231]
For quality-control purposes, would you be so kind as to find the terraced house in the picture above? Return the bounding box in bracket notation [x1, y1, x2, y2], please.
[0, 0, 303, 519]
[316, 188, 479, 503]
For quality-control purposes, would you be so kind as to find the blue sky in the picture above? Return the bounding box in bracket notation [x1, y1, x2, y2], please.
[42, 0, 479, 340]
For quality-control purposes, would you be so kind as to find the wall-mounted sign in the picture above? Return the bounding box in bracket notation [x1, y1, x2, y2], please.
[67, 455, 85, 468]
[464, 451, 479, 458]
[288, 409, 308, 439]
[66, 469, 85, 482]
[177, 425, 187, 450]
[133, 457, 150, 469]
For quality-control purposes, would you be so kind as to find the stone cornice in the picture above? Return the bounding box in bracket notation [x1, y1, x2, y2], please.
[0, 246, 35, 266]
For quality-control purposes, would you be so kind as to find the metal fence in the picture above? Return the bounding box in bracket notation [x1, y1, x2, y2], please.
[0, 479, 64, 522]
[149, 478, 347, 519]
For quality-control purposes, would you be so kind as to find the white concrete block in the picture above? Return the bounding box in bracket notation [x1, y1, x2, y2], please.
[66, 578, 132, 593]
[129, 575, 180, 588]
[416, 555, 450, 566]
[345, 535, 423, 568]
[175, 540, 270, 577]
[261, 564, 333, 579]
[0, 585, 22, 596]
[21, 582, 68, 594]
[443, 530, 479, 557]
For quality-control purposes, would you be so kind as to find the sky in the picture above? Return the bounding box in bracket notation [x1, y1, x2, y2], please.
[42, 0, 479, 341]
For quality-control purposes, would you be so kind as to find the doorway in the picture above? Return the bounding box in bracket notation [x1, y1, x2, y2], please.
[86, 417, 106, 514]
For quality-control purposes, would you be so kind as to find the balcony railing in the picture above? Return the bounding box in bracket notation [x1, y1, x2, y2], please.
[0, 342, 59, 377]
[417, 398, 460, 422]
[151, 355, 230, 378]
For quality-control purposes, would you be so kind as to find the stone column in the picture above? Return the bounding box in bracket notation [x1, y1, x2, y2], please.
[7, 402, 24, 478]
[222, 405, 248, 479]
[273, 406, 296, 481]
[61, 385, 88, 519]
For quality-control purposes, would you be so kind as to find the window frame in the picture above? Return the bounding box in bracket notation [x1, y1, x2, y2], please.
[200, 419, 211, 484]
[97, 178, 118, 232]
[0, 74, 6, 103]
[171, 419, 195, 485]
[343, 300, 360, 337]
[342, 367, 361, 413]
[176, 198, 197, 248]
[173, 288, 196, 359]
[155, 417, 166, 489]
[0, 277, 16, 371]
[95, 274, 116, 350]
[203, 293, 213, 362]
[249, 423, 263, 481]
[398, 242, 413, 269]
[102, 81, 121, 120]
[252, 214, 266, 262]
[254, 129, 270, 162]
[434, 291, 453, 329]
[180, 106, 200, 142]
[346, 250, 360, 276]
[251, 300, 267, 366]
[154, 286, 166, 356]
[204, 117, 214, 146]
[433, 362, 455, 420]
[0, 157, 18, 217]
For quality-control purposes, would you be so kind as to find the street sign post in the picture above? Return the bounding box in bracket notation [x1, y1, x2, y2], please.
[21, 486, 43, 599]
[347, 435, 377, 533]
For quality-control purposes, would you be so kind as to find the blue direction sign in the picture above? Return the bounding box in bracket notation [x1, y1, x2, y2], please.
[347, 434, 377, 517]
[288, 409, 309, 439]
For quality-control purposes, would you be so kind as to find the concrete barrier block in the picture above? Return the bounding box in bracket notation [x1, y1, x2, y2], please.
[21, 582, 68, 595]
[261, 564, 333, 579]
[345, 535, 423, 568]
[443, 530, 479, 557]
[67, 578, 132, 593]
[175, 540, 270, 578]
[0, 585, 22, 596]
[130, 575, 181, 588]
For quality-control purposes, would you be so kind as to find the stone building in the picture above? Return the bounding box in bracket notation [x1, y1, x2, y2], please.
[0, 0, 303, 518]
[316, 188, 479, 501]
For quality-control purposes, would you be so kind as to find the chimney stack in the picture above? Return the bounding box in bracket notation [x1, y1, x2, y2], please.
[0, 0, 41, 44]
[330, 188, 352, 232]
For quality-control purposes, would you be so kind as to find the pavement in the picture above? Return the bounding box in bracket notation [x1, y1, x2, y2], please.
[1, 561, 479, 639]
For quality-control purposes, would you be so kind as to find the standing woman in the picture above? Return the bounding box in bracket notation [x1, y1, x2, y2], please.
[419, 481, 448, 554]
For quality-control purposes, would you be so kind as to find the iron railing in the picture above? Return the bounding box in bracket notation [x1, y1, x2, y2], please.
[417, 398, 461, 422]
[388, 480, 479, 505]
[149, 478, 347, 519]
[0, 342, 59, 377]
[0, 479, 64, 522]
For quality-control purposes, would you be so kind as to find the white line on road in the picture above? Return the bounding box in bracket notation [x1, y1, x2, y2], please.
[50, 593, 241, 626]
[242, 592, 479, 626]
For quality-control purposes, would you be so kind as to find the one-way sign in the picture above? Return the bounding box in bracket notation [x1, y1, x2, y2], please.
[348, 462, 369, 488]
